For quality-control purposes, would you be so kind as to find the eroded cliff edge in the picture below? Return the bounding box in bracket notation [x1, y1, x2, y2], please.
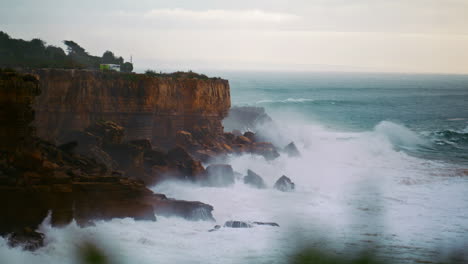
[30, 69, 231, 147]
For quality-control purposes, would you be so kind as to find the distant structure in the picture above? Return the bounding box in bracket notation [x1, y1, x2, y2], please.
[100, 64, 120, 72]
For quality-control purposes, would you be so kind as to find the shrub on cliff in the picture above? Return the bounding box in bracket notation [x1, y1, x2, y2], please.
[0, 31, 133, 71]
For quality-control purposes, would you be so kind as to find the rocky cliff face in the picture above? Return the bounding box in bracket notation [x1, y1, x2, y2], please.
[0, 71, 216, 249]
[30, 69, 230, 148]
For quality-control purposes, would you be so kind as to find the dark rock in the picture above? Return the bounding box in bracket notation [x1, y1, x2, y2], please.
[175, 130, 195, 148]
[284, 142, 300, 157]
[205, 164, 235, 187]
[253, 222, 280, 227]
[274, 175, 295, 192]
[243, 169, 266, 189]
[224, 221, 253, 228]
[150, 195, 215, 221]
[243, 131, 256, 142]
[208, 225, 221, 232]
[7, 228, 45, 251]
[166, 146, 205, 181]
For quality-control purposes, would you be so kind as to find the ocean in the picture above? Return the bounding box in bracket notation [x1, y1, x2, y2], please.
[2, 71, 468, 263]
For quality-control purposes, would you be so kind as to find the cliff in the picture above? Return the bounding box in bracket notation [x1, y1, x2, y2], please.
[30, 69, 231, 148]
[0, 71, 215, 250]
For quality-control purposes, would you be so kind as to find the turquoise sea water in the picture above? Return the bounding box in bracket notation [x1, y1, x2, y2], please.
[220, 71, 468, 165]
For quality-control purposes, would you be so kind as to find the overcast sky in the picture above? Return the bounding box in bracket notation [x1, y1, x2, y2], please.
[1, 0, 468, 74]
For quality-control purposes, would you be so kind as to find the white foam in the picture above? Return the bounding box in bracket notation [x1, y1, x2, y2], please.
[1, 117, 467, 263]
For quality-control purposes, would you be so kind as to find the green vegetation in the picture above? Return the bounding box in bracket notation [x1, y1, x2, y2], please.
[145, 69, 221, 80]
[0, 31, 133, 72]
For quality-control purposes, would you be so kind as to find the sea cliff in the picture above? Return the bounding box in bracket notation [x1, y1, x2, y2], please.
[30, 69, 231, 147]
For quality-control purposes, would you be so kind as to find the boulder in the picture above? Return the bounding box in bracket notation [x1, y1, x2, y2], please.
[205, 164, 235, 187]
[150, 195, 215, 221]
[7, 228, 45, 251]
[274, 175, 295, 192]
[284, 142, 300, 157]
[243, 169, 266, 189]
[224, 221, 253, 228]
[166, 146, 205, 181]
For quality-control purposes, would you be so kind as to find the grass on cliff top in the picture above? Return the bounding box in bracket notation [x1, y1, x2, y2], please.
[144, 69, 222, 80]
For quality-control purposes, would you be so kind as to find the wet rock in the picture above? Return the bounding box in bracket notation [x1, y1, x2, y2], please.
[166, 146, 205, 181]
[243, 131, 256, 142]
[274, 175, 295, 192]
[208, 225, 221, 232]
[205, 164, 235, 187]
[224, 221, 253, 228]
[151, 195, 215, 221]
[253, 222, 280, 227]
[284, 142, 300, 157]
[243, 169, 266, 189]
[7, 228, 45, 251]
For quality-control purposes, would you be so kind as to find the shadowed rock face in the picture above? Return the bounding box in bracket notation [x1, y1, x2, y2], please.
[0, 71, 216, 246]
[30, 69, 231, 148]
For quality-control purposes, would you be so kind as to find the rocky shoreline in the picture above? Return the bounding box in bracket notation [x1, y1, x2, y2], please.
[0, 69, 296, 250]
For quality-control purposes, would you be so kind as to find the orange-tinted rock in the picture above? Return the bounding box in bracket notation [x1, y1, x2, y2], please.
[30, 69, 230, 148]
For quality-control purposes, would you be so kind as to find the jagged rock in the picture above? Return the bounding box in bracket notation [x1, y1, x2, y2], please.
[274, 175, 295, 192]
[0, 72, 158, 246]
[166, 146, 205, 181]
[7, 228, 45, 251]
[205, 164, 235, 187]
[224, 221, 253, 228]
[150, 195, 215, 221]
[284, 142, 300, 157]
[243, 169, 266, 189]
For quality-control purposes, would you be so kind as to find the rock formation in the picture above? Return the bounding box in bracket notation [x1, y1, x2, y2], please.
[274, 175, 295, 192]
[243, 169, 266, 189]
[29, 69, 231, 148]
[0, 71, 216, 248]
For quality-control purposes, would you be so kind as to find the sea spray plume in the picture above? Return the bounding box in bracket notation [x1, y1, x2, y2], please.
[373, 121, 428, 149]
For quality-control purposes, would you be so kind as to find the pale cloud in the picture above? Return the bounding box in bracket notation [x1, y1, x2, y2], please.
[142, 8, 300, 23]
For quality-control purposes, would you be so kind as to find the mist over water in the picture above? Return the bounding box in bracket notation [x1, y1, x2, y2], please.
[2, 72, 468, 263]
